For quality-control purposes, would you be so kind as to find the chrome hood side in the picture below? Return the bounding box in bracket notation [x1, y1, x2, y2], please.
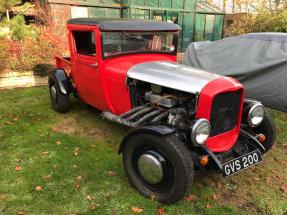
[127, 61, 221, 94]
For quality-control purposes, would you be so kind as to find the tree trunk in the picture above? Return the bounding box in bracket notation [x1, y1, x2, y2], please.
[6, 9, 10, 21]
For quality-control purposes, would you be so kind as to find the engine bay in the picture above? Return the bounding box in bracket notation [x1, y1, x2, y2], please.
[127, 79, 198, 130]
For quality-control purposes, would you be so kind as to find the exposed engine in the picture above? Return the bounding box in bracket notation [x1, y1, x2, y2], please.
[127, 80, 197, 130]
[102, 80, 198, 133]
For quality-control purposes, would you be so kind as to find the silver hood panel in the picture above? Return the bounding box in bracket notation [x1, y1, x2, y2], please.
[127, 61, 221, 94]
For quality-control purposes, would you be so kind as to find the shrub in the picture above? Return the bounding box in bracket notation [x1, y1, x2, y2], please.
[0, 15, 36, 41]
[8, 27, 63, 72]
[0, 38, 9, 70]
[226, 8, 287, 36]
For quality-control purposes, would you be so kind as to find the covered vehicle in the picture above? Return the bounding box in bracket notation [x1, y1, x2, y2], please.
[49, 19, 276, 204]
[184, 32, 287, 112]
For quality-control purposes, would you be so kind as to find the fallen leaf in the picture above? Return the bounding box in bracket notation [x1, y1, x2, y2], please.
[254, 177, 260, 181]
[216, 182, 222, 188]
[86, 194, 93, 201]
[280, 185, 287, 193]
[274, 175, 283, 180]
[206, 204, 212, 209]
[73, 165, 78, 168]
[76, 175, 82, 180]
[131, 207, 143, 214]
[74, 147, 79, 156]
[6, 114, 13, 118]
[75, 184, 80, 189]
[277, 127, 284, 134]
[0, 194, 5, 199]
[157, 207, 165, 215]
[108, 171, 116, 176]
[212, 194, 219, 201]
[266, 177, 273, 184]
[151, 194, 157, 201]
[15, 166, 23, 171]
[35, 186, 43, 191]
[91, 144, 96, 148]
[89, 205, 96, 210]
[41, 151, 49, 156]
[43, 175, 51, 179]
[17, 212, 25, 215]
[7, 121, 15, 125]
[185, 194, 197, 202]
[55, 140, 62, 145]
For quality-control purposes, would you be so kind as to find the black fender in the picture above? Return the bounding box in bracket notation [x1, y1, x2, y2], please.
[48, 69, 71, 95]
[118, 126, 175, 154]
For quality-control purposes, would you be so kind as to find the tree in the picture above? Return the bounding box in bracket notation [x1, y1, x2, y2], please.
[0, 0, 22, 21]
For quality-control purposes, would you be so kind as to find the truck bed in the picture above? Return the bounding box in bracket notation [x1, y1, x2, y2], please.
[55, 56, 71, 74]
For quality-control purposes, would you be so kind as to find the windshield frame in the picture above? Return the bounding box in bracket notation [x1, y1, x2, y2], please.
[100, 30, 179, 60]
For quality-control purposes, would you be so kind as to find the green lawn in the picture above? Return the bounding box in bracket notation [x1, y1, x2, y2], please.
[0, 87, 286, 215]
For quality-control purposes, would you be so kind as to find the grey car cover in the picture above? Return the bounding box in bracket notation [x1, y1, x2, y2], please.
[184, 33, 287, 112]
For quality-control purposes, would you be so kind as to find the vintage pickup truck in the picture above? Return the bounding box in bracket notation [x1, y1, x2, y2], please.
[49, 18, 276, 204]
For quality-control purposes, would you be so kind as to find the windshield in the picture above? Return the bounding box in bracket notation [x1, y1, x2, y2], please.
[101, 31, 178, 58]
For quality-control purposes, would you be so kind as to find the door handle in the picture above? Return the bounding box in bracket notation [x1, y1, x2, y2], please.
[90, 63, 98, 68]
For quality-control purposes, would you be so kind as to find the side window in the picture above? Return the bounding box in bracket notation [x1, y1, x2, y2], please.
[72, 31, 96, 56]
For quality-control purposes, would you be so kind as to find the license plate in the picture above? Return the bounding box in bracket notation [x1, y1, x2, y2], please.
[222, 150, 262, 177]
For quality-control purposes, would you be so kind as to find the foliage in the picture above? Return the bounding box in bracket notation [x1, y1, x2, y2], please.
[226, 8, 287, 36]
[0, 1, 66, 74]
[0, 38, 9, 70]
[0, 26, 64, 73]
[6, 26, 63, 72]
[0, 15, 36, 41]
[0, 0, 21, 12]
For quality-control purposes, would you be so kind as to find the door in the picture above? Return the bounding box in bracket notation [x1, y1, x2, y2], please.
[214, 15, 224, 40]
[205, 15, 215, 41]
[70, 29, 102, 108]
[195, 14, 205, 41]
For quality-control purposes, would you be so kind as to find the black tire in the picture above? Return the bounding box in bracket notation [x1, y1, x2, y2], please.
[49, 78, 70, 113]
[253, 111, 276, 154]
[122, 133, 194, 204]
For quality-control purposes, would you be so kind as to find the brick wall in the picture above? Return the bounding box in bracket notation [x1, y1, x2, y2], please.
[48, 3, 71, 44]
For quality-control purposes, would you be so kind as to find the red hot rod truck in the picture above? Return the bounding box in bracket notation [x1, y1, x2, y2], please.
[49, 18, 276, 204]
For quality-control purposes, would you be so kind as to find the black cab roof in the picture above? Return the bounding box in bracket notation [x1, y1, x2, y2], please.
[67, 18, 181, 31]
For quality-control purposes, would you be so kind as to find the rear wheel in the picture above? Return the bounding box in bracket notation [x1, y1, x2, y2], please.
[122, 133, 194, 204]
[49, 78, 70, 113]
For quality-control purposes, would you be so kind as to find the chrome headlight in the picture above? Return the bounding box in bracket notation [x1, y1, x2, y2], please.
[247, 103, 265, 127]
[191, 119, 211, 145]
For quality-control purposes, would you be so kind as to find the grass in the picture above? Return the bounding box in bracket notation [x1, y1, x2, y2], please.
[0, 86, 286, 215]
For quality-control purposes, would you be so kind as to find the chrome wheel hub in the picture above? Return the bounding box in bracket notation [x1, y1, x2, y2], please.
[51, 85, 57, 101]
[138, 153, 163, 184]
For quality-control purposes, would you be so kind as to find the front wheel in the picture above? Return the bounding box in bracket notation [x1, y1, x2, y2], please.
[122, 133, 194, 204]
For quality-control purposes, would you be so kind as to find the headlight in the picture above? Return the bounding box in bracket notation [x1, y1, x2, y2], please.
[247, 103, 265, 127]
[191, 119, 211, 145]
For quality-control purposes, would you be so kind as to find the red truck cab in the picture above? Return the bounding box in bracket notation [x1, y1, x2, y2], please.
[56, 18, 179, 114]
[49, 18, 276, 204]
